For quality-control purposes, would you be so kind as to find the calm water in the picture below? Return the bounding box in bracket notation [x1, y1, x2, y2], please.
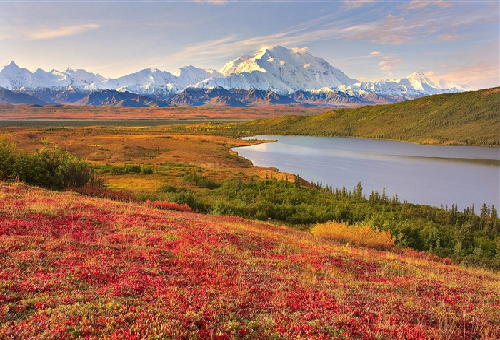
[234, 136, 500, 210]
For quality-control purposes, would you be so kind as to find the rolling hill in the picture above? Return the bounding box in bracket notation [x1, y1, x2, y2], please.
[0, 182, 499, 338]
[0, 88, 46, 106]
[224, 87, 500, 146]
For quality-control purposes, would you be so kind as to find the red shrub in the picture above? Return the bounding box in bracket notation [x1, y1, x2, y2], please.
[145, 199, 193, 212]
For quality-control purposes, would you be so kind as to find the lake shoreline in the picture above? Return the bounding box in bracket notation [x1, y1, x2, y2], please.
[233, 135, 500, 210]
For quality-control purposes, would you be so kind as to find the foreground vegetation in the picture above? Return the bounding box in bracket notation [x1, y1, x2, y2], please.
[1, 182, 499, 338]
[183, 87, 500, 146]
[1, 119, 499, 269]
[1, 98, 499, 337]
[151, 175, 500, 270]
[0, 139, 93, 190]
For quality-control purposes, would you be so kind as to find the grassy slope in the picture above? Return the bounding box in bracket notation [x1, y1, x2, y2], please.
[229, 88, 500, 146]
[1, 182, 499, 339]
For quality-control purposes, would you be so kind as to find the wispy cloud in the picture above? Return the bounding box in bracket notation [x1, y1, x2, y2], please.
[162, 15, 352, 65]
[343, 0, 378, 9]
[437, 33, 460, 41]
[347, 14, 416, 44]
[350, 50, 401, 75]
[406, 0, 453, 10]
[378, 55, 401, 75]
[196, 0, 228, 5]
[26, 24, 100, 41]
[163, 5, 475, 68]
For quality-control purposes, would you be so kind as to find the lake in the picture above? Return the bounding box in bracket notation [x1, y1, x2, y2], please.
[233, 135, 500, 210]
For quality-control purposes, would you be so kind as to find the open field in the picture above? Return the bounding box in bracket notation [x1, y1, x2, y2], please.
[0, 105, 327, 122]
[0, 124, 286, 193]
[1, 182, 499, 339]
[2, 118, 500, 269]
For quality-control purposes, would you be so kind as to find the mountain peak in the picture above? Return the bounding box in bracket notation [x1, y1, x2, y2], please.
[213, 45, 358, 93]
[290, 47, 309, 54]
[257, 45, 308, 55]
[219, 54, 252, 75]
[0, 51, 464, 98]
[407, 71, 429, 79]
[254, 45, 309, 59]
[4, 61, 19, 69]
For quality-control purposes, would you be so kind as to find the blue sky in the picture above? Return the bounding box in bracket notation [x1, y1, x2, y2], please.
[1, 0, 498, 89]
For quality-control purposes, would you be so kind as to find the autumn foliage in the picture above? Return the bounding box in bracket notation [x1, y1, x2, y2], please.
[0, 182, 499, 339]
[145, 199, 193, 212]
[312, 221, 396, 250]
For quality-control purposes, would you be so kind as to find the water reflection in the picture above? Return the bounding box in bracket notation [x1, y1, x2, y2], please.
[235, 136, 500, 209]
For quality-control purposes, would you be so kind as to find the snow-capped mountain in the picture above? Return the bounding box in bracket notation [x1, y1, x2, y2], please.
[0, 46, 465, 107]
[0, 61, 105, 90]
[338, 72, 463, 98]
[219, 55, 252, 75]
[0, 72, 10, 89]
[196, 46, 357, 94]
[1, 62, 34, 89]
[96, 66, 223, 95]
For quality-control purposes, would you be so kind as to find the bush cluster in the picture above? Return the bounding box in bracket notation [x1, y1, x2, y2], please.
[168, 177, 499, 269]
[0, 139, 93, 190]
[97, 163, 154, 175]
[311, 222, 395, 250]
[145, 200, 193, 212]
[183, 172, 221, 189]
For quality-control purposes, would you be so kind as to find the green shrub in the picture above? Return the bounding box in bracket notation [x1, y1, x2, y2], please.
[124, 164, 141, 174]
[0, 139, 93, 190]
[0, 139, 16, 180]
[141, 165, 154, 174]
[170, 191, 208, 212]
[183, 172, 221, 189]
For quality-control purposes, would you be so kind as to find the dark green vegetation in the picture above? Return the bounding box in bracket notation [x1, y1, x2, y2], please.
[0, 139, 93, 190]
[95, 163, 154, 175]
[185, 87, 500, 146]
[3, 136, 499, 269]
[144, 172, 500, 270]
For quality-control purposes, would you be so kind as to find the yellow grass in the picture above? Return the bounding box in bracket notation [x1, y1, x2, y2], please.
[311, 221, 396, 250]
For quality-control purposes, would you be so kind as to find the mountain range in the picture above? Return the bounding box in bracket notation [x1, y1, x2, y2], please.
[0, 46, 465, 107]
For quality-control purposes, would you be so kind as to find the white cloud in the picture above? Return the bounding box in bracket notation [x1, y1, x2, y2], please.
[378, 55, 401, 74]
[26, 24, 100, 41]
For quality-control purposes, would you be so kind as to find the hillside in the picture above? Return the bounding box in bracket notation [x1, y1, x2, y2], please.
[222, 87, 500, 146]
[1, 182, 499, 338]
[0, 88, 46, 106]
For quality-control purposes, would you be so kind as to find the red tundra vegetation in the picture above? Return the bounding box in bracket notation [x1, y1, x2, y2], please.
[0, 182, 499, 339]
